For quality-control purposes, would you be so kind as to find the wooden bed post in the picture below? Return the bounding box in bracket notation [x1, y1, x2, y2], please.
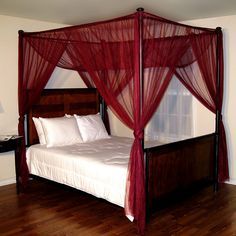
[136, 7, 144, 150]
[137, 7, 149, 219]
[100, 97, 105, 123]
[214, 27, 222, 192]
[100, 95, 111, 135]
[18, 30, 27, 145]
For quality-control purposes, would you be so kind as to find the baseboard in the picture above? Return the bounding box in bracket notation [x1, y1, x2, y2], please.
[225, 179, 236, 185]
[0, 178, 16, 187]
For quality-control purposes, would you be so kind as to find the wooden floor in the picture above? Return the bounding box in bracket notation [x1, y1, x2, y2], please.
[1, 180, 236, 236]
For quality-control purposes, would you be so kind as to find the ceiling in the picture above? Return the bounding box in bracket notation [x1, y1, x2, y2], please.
[0, 0, 236, 25]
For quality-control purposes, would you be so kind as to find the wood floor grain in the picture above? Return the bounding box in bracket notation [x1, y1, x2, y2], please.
[1, 180, 236, 235]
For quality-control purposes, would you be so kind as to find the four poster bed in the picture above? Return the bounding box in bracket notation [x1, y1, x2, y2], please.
[25, 87, 215, 210]
[18, 8, 229, 234]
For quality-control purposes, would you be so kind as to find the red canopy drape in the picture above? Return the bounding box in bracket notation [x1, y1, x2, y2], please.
[18, 10, 228, 235]
[174, 28, 228, 182]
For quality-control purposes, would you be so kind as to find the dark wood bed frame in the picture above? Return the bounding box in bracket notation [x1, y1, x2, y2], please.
[27, 88, 214, 215]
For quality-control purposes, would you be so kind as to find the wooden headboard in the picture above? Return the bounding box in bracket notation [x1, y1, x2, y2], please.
[27, 88, 100, 145]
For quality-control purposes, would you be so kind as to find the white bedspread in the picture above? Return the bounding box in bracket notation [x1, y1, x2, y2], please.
[26, 136, 133, 208]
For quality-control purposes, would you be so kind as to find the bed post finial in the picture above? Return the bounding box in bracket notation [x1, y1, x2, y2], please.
[18, 30, 24, 36]
[216, 27, 222, 33]
[136, 7, 144, 12]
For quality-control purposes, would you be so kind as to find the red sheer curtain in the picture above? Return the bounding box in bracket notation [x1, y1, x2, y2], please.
[58, 13, 195, 233]
[18, 32, 67, 185]
[62, 15, 147, 233]
[175, 29, 228, 182]
[18, 11, 228, 235]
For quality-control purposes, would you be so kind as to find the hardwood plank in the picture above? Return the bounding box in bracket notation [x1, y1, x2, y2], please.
[1, 180, 236, 235]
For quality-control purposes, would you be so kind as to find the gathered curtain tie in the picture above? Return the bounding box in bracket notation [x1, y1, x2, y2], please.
[133, 130, 144, 139]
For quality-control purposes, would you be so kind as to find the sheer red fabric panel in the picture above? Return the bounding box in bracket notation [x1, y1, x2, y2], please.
[174, 30, 228, 182]
[217, 31, 229, 181]
[175, 33, 217, 112]
[18, 33, 67, 185]
[62, 16, 147, 233]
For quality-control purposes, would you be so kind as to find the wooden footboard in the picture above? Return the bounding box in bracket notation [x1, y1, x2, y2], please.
[145, 133, 215, 213]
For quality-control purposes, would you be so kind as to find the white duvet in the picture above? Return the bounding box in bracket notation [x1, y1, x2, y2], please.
[26, 136, 133, 207]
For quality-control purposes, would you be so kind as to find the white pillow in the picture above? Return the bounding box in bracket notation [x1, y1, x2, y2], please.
[74, 113, 110, 142]
[39, 116, 83, 147]
[32, 117, 46, 145]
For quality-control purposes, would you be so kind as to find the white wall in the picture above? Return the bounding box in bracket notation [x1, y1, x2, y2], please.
[0, 15, 83, 185]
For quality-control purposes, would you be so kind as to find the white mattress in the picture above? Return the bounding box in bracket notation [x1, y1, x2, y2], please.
[26, 136, 133, 208]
